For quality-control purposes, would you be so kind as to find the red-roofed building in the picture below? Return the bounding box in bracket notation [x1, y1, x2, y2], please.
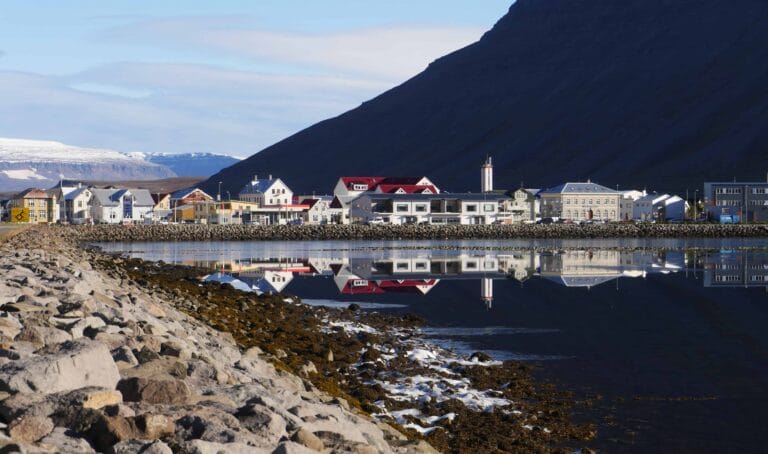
[332, 176, 439, 224]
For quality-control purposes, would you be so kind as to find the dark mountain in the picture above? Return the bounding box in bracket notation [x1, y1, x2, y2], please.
[145, 153, 240, 178]
[202, 0, 768, 196]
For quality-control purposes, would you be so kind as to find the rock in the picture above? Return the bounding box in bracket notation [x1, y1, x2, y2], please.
[469, 351, 492, 363]
[234, 404, 287, 445]
[0, 315, 22, 341]
[326, 350, 334, 363]
[298, 362, 317, 377]
[0, 339, 120, 394]
[180, 439, 267, 454]
[291, 427, 325, 451]
[144, 301, 167, 319]
[117, 377, 190, 405]
[39, 427, 96, 454]
[121, 358, 188, 380]
[135, 414, 175, 439]
[8, 415, 54, 443]
[74, 388, 123, 410]
[104, 404, 136, 419]
[347, 303, 360, 312]
[272, 441, 319, 454]
[159, 341, 189, 360]
[112, 346, 140, 369]
[3, 302, 47, 313]
[136, 346, 161, 364]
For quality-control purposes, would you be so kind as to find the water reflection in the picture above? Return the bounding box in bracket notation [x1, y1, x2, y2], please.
[188, 248, 768, 309]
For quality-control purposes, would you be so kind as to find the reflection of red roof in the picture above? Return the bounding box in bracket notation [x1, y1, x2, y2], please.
[340, 279, 437, 294]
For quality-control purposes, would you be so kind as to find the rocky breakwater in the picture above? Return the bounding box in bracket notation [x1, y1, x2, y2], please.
[63, 223, 768, 242]
[0, 228, 426, 453]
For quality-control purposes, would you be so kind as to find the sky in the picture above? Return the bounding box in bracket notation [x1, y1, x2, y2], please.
[0, 1, 511, 158]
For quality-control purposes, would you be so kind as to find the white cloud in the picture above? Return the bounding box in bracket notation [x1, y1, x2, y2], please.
[0, 63, 389, 156]
[108, 17, 484, 81]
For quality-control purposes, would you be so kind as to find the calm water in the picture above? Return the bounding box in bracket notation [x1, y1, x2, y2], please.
[99, 239, 768, 452]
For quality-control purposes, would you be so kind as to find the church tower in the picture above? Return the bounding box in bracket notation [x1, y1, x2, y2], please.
[481, 156, 493, 193]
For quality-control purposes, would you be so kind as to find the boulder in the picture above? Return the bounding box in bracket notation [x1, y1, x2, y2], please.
[290, 427, 324, 451]
[272, 441, 319, 454]
[39, 427, 96, 454]
[8, 415, 54, 443]
[117, 377, 190, 405]
[180, 439, 268, 454]
[0, 339, 120, 394]
[0, 315, 22, 341]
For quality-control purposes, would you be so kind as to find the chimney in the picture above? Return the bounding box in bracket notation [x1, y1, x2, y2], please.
[481, 155, 493, 193]
[253, 175, 258, 184]
[269, 174, 273, 180]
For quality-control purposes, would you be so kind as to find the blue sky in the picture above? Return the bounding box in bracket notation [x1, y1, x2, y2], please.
[0, 1, 511, 157]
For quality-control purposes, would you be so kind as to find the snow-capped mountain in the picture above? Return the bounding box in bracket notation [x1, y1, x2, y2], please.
[0, 138, 176, 192]
[142, 152, 241, 177]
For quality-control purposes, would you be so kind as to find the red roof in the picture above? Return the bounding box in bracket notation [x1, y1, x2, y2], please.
[16, 188, 51, 199]
[375, 184, 438, 194]
[340, 176, 437, 192]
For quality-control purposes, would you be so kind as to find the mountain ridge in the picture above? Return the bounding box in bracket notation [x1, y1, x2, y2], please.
[200, 0, 768, 196]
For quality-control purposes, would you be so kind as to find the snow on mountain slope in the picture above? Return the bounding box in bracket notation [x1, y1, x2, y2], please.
[0, 138, 177, 192]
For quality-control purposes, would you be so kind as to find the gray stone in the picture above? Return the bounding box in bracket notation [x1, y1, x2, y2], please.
[0, 339, 120, 394]
[8, 415, 54, 443]
[272, 441, 318, 454]
[39, 427, 96, 454]
[290, 427, 324, 451]
[117, 377, 190, 405]
[180, 439, 268, 454]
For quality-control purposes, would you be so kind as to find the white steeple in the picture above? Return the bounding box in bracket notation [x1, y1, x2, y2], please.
[481, 155, 493, 193]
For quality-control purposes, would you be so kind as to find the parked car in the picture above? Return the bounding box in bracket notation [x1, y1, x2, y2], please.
[366, 217, 386, 225]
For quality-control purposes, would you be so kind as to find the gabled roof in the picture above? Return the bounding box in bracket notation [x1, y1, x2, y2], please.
[171, 187, 212, 201]
[375, 184, 438, 194]
[239, 178, 285, 195]
[353, 192, 509, 202]
[339, 176, 437, 192]
[64, 186, 91, 201]
[152, 193, 170, 204]
[540, 182, 616, 194]
[15, 188, 51, 199]
[90, 188, 155, 206]
[90, 189, 119, 207]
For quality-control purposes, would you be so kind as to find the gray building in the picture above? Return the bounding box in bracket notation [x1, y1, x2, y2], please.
[703, 181, 768, 222]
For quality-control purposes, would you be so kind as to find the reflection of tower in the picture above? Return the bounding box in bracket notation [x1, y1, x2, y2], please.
[481, 156, 493, 193]
[481, 277, 493, 309]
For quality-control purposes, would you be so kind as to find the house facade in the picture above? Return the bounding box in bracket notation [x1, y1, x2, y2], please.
[332, 176, 439, 224]
[349, 193, 506, 225]
[61, 186, 93, 224]
[239, 176, 293, 207]
[301, 197, 336, 225]
[8, 189, 59, 224]
[703, 181, 768, 222]
[499, 188, 539, 223]
[539, 181, 621, 221]
[90, 188, 155, 224]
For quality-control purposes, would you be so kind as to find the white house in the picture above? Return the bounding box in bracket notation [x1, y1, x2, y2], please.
[90, 188, 155, 224]
[239, 175, 293, 207]
[62, 186, 93, 224]
[300, 197, 336, 225]
[348, 193, 507, 225]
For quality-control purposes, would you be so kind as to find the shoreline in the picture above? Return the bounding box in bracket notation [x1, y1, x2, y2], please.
[57, 223, 768, 243]
[0, 226, 596, 453]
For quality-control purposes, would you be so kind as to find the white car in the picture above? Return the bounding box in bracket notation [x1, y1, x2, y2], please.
[366, 217, 386, 225]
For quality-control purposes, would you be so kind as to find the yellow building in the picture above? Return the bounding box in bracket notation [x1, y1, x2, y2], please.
[8, 188, 59, 224]
[194, 200, 261, 224]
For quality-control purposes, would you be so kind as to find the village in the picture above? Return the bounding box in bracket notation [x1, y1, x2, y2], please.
[2, 157, 767, 226]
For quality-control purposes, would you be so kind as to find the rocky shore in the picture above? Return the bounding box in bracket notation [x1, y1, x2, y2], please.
[61, 223, 768, 242]
[0, 227, 443, 453]
[0, 225, 598, 453]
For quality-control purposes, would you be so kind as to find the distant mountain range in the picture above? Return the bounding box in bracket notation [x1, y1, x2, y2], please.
[0, 138, 239, 192]
[201, 0, 768, 197]
[142, 153, 240, 178]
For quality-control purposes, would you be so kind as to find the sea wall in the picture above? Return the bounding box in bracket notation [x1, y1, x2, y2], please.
[61, 223, 768, 242]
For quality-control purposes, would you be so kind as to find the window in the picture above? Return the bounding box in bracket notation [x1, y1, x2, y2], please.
[465, 261, 478, 270]
[415, 262, 427, 270]
[484, 204, 495, 212]
[752, 187, 767, 195]
[352, 279, 369, 287]
[77, 201, 83, 208]
[352, 184, 368, 191]
[396, 204, 408, 212]
[465, 204, 477, 212]
[415, 204, 427, 213]
[281, 189, 285, 194]
[716, 187, 742, 195]
[565, 198, 570, 205]
[396, 263, 409, 270]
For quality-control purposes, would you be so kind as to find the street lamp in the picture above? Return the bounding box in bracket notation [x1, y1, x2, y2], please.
[226, 191, 231, 201]
[217, 181, 222, 202]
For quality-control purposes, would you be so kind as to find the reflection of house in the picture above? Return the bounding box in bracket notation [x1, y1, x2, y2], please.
[349, 193, 507, 225]
[90, 188, 154, 224]
[540, 181, 621, 221]
[703, 251, 768, 287]
[704, 181, 768, 222]
[8, 188, 59, 224]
